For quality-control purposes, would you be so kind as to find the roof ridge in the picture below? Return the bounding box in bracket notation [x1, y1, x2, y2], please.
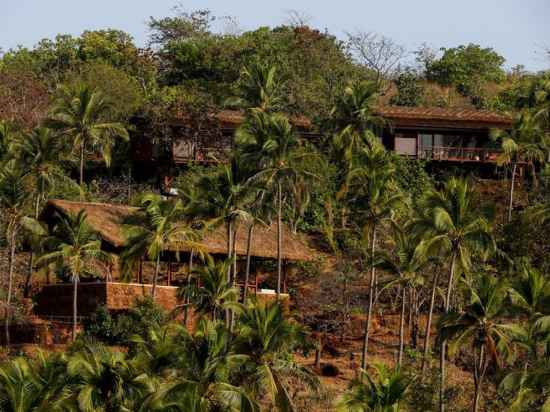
[50, 199, 139, 210]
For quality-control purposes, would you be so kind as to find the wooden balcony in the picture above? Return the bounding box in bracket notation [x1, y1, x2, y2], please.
[419, 146, 502, 163]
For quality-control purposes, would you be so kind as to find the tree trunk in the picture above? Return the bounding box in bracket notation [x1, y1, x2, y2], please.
[227, 221, 234, 284]
[361, 224, 377, 369]
[473, 345, 487, 412]
[398, 285, 407, 368]
[24, 194, 42, 298]
[79, 142, 85, 189]
[230, 227, 238, 332]
[151, 255, 160, 299]
[243, 224, 254, 303]
[411, 289, 419, 349]
[183, 250, 194, 327]
[508, 162, 517, 223]
[127, 165, 132, 202]
[72, 273, 79, 342]
[277, 181, 283, 299]
[225, 221, 234, 328]
[4, 229, 16, 347]
[439, 253, 457, 412]
[422, 270, 440, 373]
[341, 274, 349, 343]
[315, 334, 322, 369]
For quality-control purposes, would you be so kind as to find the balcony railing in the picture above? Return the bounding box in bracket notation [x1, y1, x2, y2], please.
[419, 146, 502, 163]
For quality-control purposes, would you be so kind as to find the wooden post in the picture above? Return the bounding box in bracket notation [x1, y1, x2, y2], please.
[283, 260, 288, 293]
[138, 258, 143, 284]
[167, 253, 172, 286]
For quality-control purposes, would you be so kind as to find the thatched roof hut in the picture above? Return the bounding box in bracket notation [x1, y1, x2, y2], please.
[41, 200, 319, 262]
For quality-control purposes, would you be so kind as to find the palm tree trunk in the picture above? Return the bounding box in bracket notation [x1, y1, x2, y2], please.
[422, 270, 440, 373]
[151, 255, 160, 299]
[72, 273, 78, 342]
[439, 253, 457, 412]
[226, 221, 234, 328]
[79, 142, 85, 188]
[183, 250, 194, 327]
[508, 162, 517, 223]
[361, 224, 377, 369]
[227, 221, 233, 284]
[473, 346, 485, 412]
[4, 228, 16, 347]
[243, 224, 254, 303]
[411, 289, 419, 348]
[230, 227, 238, 332]
[398, 285, 407, 368]
[24, 194, 41, 298]
[277, 181, 283, 299]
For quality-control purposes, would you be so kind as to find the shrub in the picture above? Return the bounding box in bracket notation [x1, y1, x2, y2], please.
[83, 297, 168, 345]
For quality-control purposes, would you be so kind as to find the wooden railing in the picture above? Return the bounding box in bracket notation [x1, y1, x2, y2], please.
[419, 146, 502, 162]
[173, 147, 231, 164]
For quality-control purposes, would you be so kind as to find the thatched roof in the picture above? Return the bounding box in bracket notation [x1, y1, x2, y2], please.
[42, 200, 319, 262]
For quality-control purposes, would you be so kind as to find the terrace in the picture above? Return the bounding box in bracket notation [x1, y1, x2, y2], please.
[377, 106, 512, 164]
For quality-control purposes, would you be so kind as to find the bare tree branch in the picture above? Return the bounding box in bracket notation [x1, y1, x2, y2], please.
[284, 9, 313, 28]
[346, 31, 407, 86]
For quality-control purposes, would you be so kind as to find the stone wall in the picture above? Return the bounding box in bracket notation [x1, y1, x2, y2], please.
[34, 282, 181, 317]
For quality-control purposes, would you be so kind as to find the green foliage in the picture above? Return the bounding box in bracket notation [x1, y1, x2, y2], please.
[389, 69, 425, 107]
[393, 157, 433, 201]
[337, 364, 412, 412]
[83, 297, 168, 345]
[426, 44, 505, 98]
[65, 63, 145, 122]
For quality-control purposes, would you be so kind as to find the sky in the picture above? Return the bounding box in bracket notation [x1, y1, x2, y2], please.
[1, 0, 549, 71]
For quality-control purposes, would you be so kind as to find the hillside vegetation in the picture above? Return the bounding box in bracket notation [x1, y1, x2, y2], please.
[0, 6, 550, 412]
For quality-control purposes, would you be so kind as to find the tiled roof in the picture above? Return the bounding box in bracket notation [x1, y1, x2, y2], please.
[214, 110, 312, 128]
[375, 106, 512, 125]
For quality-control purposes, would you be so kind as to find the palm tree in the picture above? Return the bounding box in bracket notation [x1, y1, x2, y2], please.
[181, 257, 240, 322]
[330, 81, 385, 175]
[236, 301, 318, 411]
[410, 178, 495, 412]
[0, 165, 39, 346]
[373, 228, 425, 367]
[36, 210, 112, 341]
[438, 274, 523, 412]
[500, 358, 550, 412]
[492, 110, 549, 222]
[509, 263, 550, 321]
[0, 353, 71, 411]
[236, 110, 307, 298]
[534, 76, 550, 127]
[121, 194, 199, 298]
[337, 364, 411, 412]
[187, 164, 255, 284]
[138, 320, 256, 412]
[228, 61, 283, 112]
[45, 84, 129, 186]
[347, 145, 404, 369]
[330, 80, 384, 138]
[526, 202, 550, 226]
[13, 127, 74, 297]
[66, 344, 149, 411]
[0, 121, 17, 160]
[507, 262, 550, 360]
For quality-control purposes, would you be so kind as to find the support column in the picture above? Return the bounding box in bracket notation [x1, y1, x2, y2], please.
[283, 260, 288, 293]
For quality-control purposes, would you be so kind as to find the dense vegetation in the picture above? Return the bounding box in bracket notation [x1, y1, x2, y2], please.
[0, 5, 550, 412]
